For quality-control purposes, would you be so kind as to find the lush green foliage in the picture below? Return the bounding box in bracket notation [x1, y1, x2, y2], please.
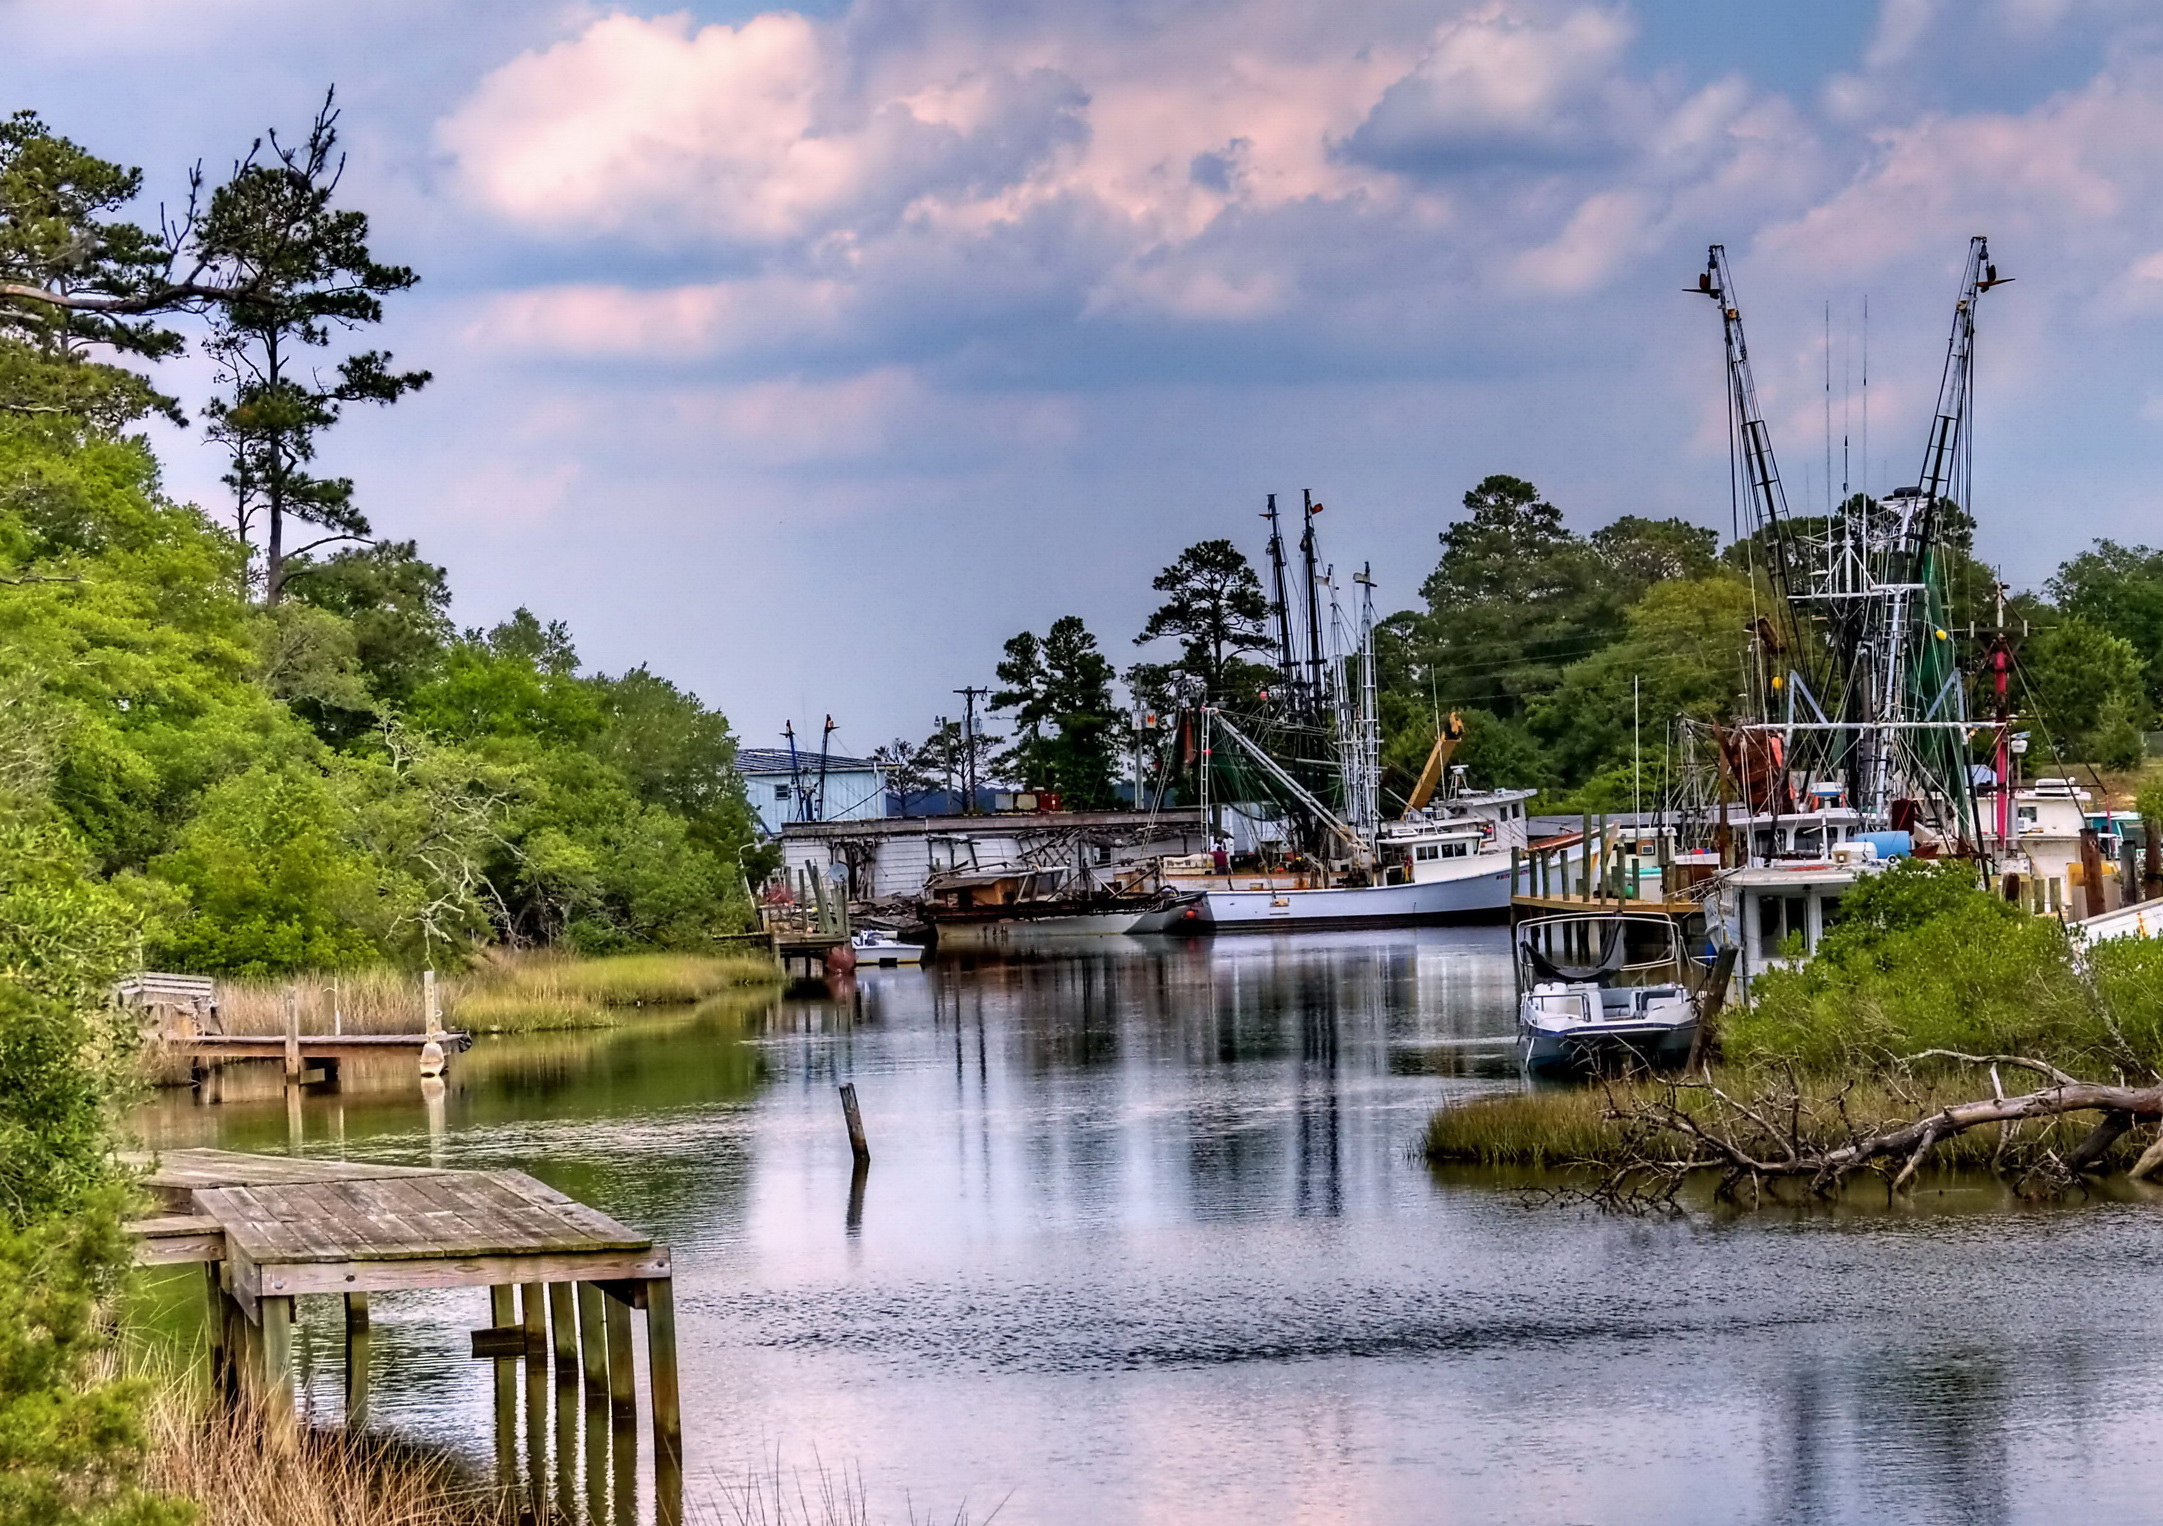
[1725, 859, 2163, 1075]
[992, 615, 1122, 806]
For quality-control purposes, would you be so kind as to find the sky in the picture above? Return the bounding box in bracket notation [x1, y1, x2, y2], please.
[7, 0, 2163, 758]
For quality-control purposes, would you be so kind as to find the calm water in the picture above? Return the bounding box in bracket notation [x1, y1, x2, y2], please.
[135, 930, 2163, 1525]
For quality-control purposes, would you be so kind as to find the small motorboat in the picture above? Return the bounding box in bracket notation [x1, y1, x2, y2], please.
[850, 928, 923, 967]
[1515, 911, 1698, 1077]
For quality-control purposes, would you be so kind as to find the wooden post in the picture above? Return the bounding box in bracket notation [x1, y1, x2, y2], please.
[521, 1282, 547, 1357]
[490, 1286, 517, 1488]
[1687, 946, 1739, 1072]
[839, 1082, 871, 1167]
[2146, 820, 2162, 902]
[260, 1295, 295, 1420]
[604, 1292, 635, 1414]
[2080, 828, 2109, 919]
[344, 1293, 370, 1428]
[577, 1282, 608, 1395]
[548, 1281, 578, 1377]
[645, 1277, 683, 1523]
[283, 987, 301, 1084]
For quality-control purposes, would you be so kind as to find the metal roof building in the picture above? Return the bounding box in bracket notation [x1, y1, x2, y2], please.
[738, 747, 888, 837]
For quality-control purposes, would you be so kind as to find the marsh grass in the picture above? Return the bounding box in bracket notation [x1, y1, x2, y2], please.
[145, 1383, 512, 1526]
[1424, 1070, 2145, 1174]
[210, 951, 780, 1037]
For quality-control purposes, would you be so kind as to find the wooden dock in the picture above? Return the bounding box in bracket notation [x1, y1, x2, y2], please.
[131, 1148, 681, 1516]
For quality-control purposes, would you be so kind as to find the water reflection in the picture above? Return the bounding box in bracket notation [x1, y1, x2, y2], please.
[131, 930, 2163, 1526]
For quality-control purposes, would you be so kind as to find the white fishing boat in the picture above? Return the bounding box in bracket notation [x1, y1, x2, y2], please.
[1200, 791, 1535, 929]
[1515, 911, 1698, 1076]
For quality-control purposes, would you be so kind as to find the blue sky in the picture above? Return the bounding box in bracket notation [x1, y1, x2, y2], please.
[7, 0, 2162, 757]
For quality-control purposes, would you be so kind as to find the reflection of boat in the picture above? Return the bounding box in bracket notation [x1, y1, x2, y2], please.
[922, 866, 1209, 950]
[850, 928, 923, 966]
[1514, 912, 1697, 1077]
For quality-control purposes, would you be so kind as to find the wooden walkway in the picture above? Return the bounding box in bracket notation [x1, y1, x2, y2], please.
[131, 1148, 681, 1515]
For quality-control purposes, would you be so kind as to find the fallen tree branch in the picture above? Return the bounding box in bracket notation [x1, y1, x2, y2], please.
[1614, 1075, 2163, 1196]
[1904, 1050, 2085, 1088]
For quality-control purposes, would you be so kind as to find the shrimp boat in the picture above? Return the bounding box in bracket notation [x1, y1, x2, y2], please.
[1514, 911, 1699, 1076]
[1171, 496, 1539, 931]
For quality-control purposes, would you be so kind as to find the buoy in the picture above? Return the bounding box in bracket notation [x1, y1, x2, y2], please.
[418, 1038, 445, 1080]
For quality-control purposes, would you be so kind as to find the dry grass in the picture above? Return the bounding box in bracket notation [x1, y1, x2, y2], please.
[145, 1386, 512, 1526]
[1425, 1069, 2146, 1174]
[209, 951, 780, 1038]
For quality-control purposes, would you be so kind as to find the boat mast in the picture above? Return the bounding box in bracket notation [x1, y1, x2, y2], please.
[1263, 493, 1298, 697]
[1299, 490, 1324, 715]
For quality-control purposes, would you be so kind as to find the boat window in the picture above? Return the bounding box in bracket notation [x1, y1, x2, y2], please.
[1756, 894, 1807, 959]
[1442, 841, 1469, 858]
[1414, 845, 1439, 862]
[1819, 895, 1844, 935]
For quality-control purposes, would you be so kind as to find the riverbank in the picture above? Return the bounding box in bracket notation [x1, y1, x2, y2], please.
[210, 949, 781, 1037]
[1428, 860, 2163, 1196]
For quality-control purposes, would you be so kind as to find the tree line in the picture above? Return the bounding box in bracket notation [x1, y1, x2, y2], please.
[0, 99, 763, 979]
[884, 472, 2161, 813]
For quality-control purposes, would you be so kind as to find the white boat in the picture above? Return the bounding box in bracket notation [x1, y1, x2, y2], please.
[850, 928, 924, 966]
[1515, 911, 1698, 1076]
[1201, 791, 1534, 930]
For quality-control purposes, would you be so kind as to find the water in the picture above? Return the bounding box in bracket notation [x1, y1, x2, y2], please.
[135, 929, 2163, 1525]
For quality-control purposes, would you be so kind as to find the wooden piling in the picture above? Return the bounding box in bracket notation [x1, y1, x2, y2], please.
[645, 1276, 683, 1521]
[344, 1293, 370, 1427]
[603, 1292, 635, 1413]
[521, 1282, 547, 1357]
[577, 1282, 608, 1395]
[260, 1295, 295, 1420]
[490, 1286, 517, 1485]
[839, 1082, 870, 1167]
[548, 1281, 578, 1377]
[282, 988, 301, 1085]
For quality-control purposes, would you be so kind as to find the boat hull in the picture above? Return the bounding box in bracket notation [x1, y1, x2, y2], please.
[1199, 860, 1512, 931]
[928, 892, 1210, 951]
[1518, 1020, 1697, 1078]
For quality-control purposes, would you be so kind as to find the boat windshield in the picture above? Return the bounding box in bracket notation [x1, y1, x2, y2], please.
[1517, 915, 1681, 987]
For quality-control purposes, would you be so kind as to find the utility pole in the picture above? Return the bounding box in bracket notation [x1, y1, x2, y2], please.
[954, 686, 988, 814]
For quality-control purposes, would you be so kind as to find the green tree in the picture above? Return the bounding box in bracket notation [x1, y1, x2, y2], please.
[1136, 539, 1271, 698]
[285, 539, 452, 714]
[2018, 616, 2148, 770]
[994, 616, 1121, 805]
[1414, 474, 1608, 722]
[0, 112, 183, 430]
[2051, 540, 2163, 710]
[1529, 572, 1756, 791]
[194, 92, 429, 602]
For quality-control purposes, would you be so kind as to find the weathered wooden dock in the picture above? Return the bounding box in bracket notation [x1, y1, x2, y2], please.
[131, 1148, 681, 1516]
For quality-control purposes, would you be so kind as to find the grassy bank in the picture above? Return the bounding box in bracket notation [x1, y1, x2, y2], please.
[145, 1382, 512, 1526]
[209, 949, 780, 1037]
[1424, 1072, 2139, 1175]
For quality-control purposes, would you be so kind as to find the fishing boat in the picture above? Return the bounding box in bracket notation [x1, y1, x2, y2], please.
[1165, 497, 1540, 932]
[1514, 911, 1698, 1076]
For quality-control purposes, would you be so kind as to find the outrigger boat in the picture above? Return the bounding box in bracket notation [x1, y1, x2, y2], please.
[1514, 911, 1698, 1076]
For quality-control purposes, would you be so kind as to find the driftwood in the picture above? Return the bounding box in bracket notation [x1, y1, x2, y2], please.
[1598, 1050, 2163, 1201]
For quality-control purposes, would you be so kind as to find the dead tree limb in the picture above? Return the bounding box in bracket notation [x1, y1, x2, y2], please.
[1617, 1078, 2163, 1195]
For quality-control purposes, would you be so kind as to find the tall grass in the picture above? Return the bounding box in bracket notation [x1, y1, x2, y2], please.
[208, 951, 780, 1038]
[145, 1384, 512, 1526]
